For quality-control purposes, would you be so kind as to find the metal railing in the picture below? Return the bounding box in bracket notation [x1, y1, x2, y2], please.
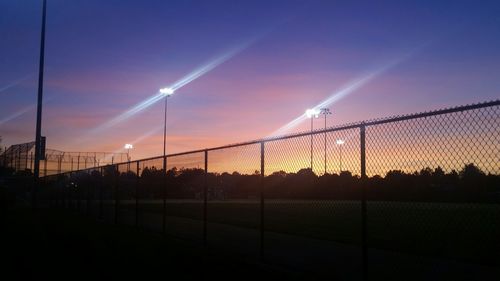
[41, 100, 500, 280]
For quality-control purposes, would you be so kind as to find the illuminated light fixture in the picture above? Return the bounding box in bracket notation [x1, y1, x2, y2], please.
[305, 108, 321, 118]
[336, 139, 345, 145]
[124, 143, 133, 162]
[321, 108, 332, 175]
[159, 87, 174, 96]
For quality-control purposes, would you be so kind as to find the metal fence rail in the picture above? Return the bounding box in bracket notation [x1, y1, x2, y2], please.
[41, 100, 500, 280]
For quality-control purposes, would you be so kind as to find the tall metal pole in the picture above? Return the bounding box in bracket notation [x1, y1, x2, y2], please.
[162, 96, 168, 234]
[310, 117, 313, 170]
[135, 161, 140, 228]
[324, 113, 327, 174]
[320, 108, 331, 175]
[163, 96, 168, 172]
[360, 124, 367, 281]
[33, 0, 47, 208]
[57, 155, 62, 174]
[25, 145, 29, 170]
[114, 165, 119, 224]
[203, 149, 208, 246]
[17, 149, 21, 171]
[260, 141, 265, 261]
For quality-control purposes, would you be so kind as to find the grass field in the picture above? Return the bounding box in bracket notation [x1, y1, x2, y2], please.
[109, 199, 500, 266]
[3, 207, 302, 280]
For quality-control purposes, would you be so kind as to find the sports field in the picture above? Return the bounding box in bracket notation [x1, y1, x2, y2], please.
[103, 199, 500, 266]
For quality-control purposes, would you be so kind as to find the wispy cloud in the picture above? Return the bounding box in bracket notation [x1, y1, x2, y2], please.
[0, 74, 34, 95]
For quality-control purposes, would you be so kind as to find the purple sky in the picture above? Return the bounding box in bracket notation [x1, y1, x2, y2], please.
[1, 0, 499, 159]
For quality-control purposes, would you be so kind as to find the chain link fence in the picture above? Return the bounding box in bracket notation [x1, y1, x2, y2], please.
[41, 100, 500, 280]
[0, 143, 128, 177]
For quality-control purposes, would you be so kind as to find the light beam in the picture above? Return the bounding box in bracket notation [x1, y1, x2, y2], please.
[0, 105, 35, 126]
[268, 51, 417, 137]
[0, 74, 34, 95]
[0, 97, 53, 126]
[92, 41, 253, 134]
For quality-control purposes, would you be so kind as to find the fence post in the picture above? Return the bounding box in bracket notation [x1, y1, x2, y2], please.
[162, 155, 167, 234]
[68, 175, 72, 209]
[57, 179, 61, 208]
[58, 155, 62, 174]
[135, 161, 140, 228]
[99, 167, 104, 220]
[17, 149, 21, 171]
[70, 174, 74, 209]
[86, 172, 90, 215]
[43, 155, 47, 177]
[25, 149, 29, 170]
[63, 175, 67, 208]
[260, 141, 265, 261]
[77, 175, 82, 212]
[360, 124, 368, 281]
[204, 150, 208, 246]
[114, 165, 119, 224]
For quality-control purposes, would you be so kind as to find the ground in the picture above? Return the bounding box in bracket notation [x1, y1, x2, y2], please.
[1, 207, 300, 280]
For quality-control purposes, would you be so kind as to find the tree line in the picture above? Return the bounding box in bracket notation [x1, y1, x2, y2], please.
[56, 163, 500, 203]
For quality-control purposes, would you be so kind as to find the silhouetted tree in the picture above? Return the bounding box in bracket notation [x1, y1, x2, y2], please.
[54, 162, 498, 203]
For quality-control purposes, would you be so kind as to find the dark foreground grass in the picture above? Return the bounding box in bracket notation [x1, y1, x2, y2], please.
[129, 200, 500, 266]
[1, 207, 300, 281]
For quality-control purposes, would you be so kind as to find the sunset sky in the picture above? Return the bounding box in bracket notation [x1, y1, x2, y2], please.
[1, 0, 499, 160]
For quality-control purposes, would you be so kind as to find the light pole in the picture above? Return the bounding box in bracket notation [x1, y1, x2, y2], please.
[305, 108, 320, 171]
[159, 87, 174, 234]
[33, 0, 47, 209]
[124, 144, 133, 172]
[320, 108, 331, 175]
[124, 144, 133, 161]
[336, 139, 345, 173]
[160, 87, 174, 161]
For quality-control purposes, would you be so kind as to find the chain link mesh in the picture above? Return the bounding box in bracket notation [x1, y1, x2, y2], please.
[37, 101, 500, 279]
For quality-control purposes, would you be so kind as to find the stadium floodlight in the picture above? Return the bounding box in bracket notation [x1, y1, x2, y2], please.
[336, 139, 345, 145]
[159, 87, 174, 96]
[124, 144, 133, 161]
[305, 108, 321, 118]
[320, 108, 332, 175]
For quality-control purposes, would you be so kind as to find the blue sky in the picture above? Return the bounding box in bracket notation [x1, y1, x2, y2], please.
[1, 0, 499, 158]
